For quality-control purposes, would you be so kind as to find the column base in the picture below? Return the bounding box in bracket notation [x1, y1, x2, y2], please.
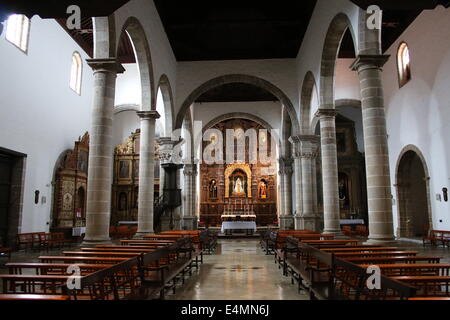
[295, 215, 320, 232]
[134, 231, 154, 239]
[365, 235, 396, 245]
[279, 216, 294, 230]
[181, 216, 197, 230]
[81, 238, 112, 247]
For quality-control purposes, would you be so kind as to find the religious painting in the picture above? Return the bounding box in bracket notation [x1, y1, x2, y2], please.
[118, 192, 128, 211]
[62, 193, 73, 211]
[209, 179, 218, 199]
[77, 150, 88, 173]
[258, 179, 268, 199]
[338, 172, 350, 209]
[119, 160, 130, 179]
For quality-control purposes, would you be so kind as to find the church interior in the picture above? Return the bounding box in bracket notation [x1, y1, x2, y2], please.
[1, 0, 450, 303]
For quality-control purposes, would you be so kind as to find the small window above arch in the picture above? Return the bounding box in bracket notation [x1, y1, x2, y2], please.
[70, 52, 83, 95]
[5, 14, 30, 53]
[397, 42, 411, 88]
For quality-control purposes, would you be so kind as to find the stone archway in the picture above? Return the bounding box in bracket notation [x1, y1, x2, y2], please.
[320, 13, 357, 109]
[118, 17, 155, 111]
[157, 74, 174, 136]
[396, 146, 433, 238]
[175, 74, 300, 135]
[300, 71, 318, 135]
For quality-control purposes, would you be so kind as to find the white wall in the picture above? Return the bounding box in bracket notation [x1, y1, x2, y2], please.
[114, 0, 178, 111]
[115, 63, 141, 106]
[335, 58, 361, 101]
[0, 17, 94, 232]
[112, 110, 140, 148]
[383, 7, 450, 233]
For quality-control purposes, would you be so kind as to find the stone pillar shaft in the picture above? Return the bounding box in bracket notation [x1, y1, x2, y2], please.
[136, 111, 160, 236]
[316, 109, 341, 234]
[351, 55, 395, 241]
[279, 158, 294, 229]
[83, 59, 123, 245]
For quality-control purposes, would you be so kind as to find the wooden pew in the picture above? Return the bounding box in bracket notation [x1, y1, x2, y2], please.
[344, 256, 442, 264]
[322, 247, 400, 253]
[5, 263, 112, 275]
[334, 251, 418, 258]
[0, 294, 70, 300]
[391, 276, 450, 297]
[81, 247, 156, 253]
[358, 264, 450, 276]
[62, 251, 141, 258]
[39, 256, 129, 264]
[0, 274, 82, 295]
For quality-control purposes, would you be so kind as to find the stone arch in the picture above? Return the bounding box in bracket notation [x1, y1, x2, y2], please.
[118, 17, 155, 111]
[114, 104, 140, 115]
[357, 8, 382, 55]
[175, 74, 300, 135]
[93, 16, 117, 59]
[320, 13, 358, 109]
[300, 71, 318, 134]
[157, 74, 174, 136]
[395, 145, 433, 238]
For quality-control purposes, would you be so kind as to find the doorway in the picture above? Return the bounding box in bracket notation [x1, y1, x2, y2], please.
[396, 149, 432, 238]
[0, 148, 26, 247]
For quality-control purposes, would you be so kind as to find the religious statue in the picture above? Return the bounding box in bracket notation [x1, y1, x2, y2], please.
[234, 177, 244, 194]
[259, 181, 267, 199]
[209, 179, 218, 199]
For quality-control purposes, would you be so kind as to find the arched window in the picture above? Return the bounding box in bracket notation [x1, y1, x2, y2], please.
[5, 14, 30, 52]
[397, 42, 411, 87]
[70, 52, 83, 95]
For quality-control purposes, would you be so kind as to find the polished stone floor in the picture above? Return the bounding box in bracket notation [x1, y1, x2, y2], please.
[1, 238, 450, 300]
[167, 239, 309, 300]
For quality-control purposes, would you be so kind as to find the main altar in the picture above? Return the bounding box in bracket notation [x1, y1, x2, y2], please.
[199, 118, 278, 228]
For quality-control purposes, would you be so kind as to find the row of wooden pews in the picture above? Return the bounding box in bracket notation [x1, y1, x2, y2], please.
[0, 230, 211, 300]
[276, 235, 450, 300]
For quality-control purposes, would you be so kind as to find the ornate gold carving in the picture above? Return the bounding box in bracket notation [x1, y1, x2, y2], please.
[224, 164, 252, 198]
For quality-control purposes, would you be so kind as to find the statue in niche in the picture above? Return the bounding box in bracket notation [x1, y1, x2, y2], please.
[259, 180, 268, 199]
[209, 179, 218, 199]
[234, 177, 244, 194]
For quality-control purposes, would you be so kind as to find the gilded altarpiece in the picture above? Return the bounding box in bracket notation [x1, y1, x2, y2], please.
[200, 119, 277, 226]
[52, 132, 89, 229]
[111, 130, 160, 225]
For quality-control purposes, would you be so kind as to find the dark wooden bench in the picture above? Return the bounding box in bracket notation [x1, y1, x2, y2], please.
[423, 230, 450, 248]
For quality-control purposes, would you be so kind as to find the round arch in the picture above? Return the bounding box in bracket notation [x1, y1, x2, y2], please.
[395, 145, 433, 238]
[156, 74, 175, 136]
[118, 17, 155, 111]
[175, 74, 300, 135]
[320, 13, 358, 109]
[300, 71, 318, 134]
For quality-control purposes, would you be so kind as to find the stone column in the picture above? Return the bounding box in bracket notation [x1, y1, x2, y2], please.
[279, 158, 294, 229]
[289, 137, 303, 230]
[83, 58, 124, 246]
[316, 109, 341, 234]
[182, 164, 197, 230]
[351, 55, 395, 242]
[135, 111, 160, 237]
[291, 135, 320, 231]
[157, 137, 182, 231]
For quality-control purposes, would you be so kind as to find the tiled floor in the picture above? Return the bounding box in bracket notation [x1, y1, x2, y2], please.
[167, 239, 309, 300]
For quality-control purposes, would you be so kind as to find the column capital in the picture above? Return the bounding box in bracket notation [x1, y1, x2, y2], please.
[137, 110, 160, 120]
[350, 54, 390, 72]
[184, 163, 198, 176]
[278, 157, 293, 175]
[315, 108, 338, 118]
[86, 58, 125, 74]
